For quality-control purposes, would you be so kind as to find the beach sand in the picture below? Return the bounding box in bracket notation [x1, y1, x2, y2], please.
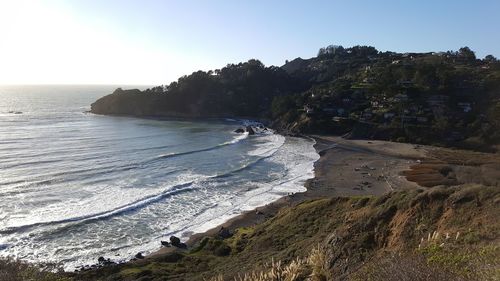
[147, 135, 425, 258]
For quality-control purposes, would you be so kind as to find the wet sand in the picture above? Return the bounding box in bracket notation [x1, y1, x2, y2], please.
[147, 135, 425, 258]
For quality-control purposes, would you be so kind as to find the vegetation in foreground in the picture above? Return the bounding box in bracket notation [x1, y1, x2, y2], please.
[0, 257, 71, 281]
[64, 184, 498, 281]
[2, 184, 498, 281]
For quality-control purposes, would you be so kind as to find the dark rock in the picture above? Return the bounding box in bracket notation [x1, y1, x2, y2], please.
[170, 236, 181, 246]
[161, 240, 171, 247]
[246, 126, 255, 135]
[177, 242, 187, 249]
[234, 128, 245, 133]
[97, 256, 106, 263]
[135, 252, 145, 259]
[217, 227, 233, 239]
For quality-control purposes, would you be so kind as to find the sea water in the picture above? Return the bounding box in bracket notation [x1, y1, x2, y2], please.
[0, 85, 319, 269]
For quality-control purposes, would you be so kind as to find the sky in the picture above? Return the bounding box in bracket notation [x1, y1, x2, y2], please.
[0, 0, 499, 85]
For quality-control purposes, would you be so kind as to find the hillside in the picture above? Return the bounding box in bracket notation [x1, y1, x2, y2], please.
[68, 184, 499, 281]
[90, 45, 500, 151]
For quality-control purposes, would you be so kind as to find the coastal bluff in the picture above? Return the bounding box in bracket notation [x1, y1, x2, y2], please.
[90, 88, 169, 117]
[89, 46, 500, 151]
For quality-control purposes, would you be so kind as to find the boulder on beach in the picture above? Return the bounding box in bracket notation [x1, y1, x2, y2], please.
[135, 252, 145, 259]
[234, 128, 245, 133]
[217, 227, 233, 239]
[170, 236, 181, 247]
[246, 126, 255, 135]
[161, 240, 171, 247]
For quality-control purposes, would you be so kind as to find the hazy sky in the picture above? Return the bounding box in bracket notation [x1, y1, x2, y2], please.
[0, 0, 499, 85]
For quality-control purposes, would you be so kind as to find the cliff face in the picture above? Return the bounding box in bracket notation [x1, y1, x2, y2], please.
[91, 88, 198, 118]
[90, 60, 300, 120]
[91, 88, 155, 116]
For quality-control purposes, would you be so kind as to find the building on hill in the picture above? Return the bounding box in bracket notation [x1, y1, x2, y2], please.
[427, 95, 449, 106]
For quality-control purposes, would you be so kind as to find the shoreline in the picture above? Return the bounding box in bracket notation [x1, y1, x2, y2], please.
[145, 134, 425, 260]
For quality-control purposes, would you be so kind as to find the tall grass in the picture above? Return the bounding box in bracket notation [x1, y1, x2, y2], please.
[207, 245, 328, 281]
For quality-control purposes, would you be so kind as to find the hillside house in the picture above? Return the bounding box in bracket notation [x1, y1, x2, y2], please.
[427, 95, 449, 106]
[417, 116, 429, 123]
[393, 93, 409, 103]
[384, 112, 396, 120]
[457, 102, 472, 112]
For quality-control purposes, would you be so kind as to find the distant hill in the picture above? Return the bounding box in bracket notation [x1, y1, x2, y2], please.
[91, 45, 500, 151]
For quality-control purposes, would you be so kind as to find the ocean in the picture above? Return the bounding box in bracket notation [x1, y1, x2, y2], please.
[0, 85, 319, 270]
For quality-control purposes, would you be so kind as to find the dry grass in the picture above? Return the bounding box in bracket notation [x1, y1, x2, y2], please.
[349, 253, 465, 281]
[402, 162, 458, 187]
[206, 245, 328, 281]
[417, 230, 500, 281]
[429, 148, 500, 166]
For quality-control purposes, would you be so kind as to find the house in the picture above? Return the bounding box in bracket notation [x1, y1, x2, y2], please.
[332, 116, 348, 122]
[398, 80, 414, 88]
[384, 112, 396, 119]
[457, 102, 472, 112]
[417, 116, 429, 123]
[360, 110, 373, 121]
[342, 98, 352, 105]
[394, 93, 409, 103]
[337, 108, 346, 116]
[427, 95, 449, 106]
[304, 105, 315, 115]
[432, 52, 447, 57]
[401, 115, 417, 122]
[447, 132, 465, 142]
[370, 101, 385, 108]
[322, 107, 337, 116]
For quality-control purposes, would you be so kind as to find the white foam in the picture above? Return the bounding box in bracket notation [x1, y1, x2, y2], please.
[179, 136, 319, 236]
[247, 133, 285, 157]
[223, 131, 249, 145]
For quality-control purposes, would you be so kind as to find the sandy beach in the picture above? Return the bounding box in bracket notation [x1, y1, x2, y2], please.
[148, 135, 426, 258]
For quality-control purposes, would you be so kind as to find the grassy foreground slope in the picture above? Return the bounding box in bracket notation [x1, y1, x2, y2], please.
[73, 185, 499, 281]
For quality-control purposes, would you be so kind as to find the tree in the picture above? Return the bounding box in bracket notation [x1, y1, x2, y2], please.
[458, 47, 476, 61]
[317, 47, 327, 57]
[484, 55, 498, 63]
